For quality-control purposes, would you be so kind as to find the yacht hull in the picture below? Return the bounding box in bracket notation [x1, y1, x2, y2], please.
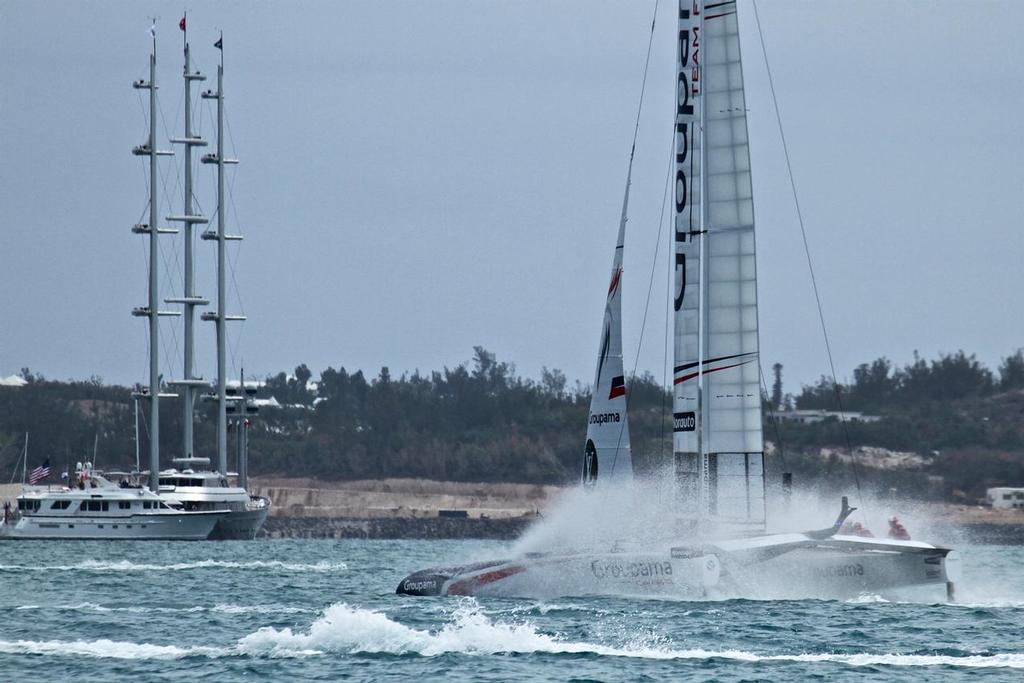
[712, 534, 961, 600]
[0, 511, 226, 540]
[207, 498, 271, 540]
[397, 551, 721, 598]
[397, 535, 960, 600]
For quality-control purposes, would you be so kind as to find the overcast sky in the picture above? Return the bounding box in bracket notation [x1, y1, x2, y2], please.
[2, 1, 1023, 394]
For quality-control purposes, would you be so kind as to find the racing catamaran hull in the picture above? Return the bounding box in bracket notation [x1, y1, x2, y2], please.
[398, 551, 721, 598]
[710, 534, 961, 600]
[397, 535, 959, 600]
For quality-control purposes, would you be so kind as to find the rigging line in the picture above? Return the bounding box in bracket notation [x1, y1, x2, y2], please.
[610, 136, 675, 477]
[661, 179, 673, 463]
[135, 90, 149, 130]
[628, 0, 661, 157]
[751, 0, 861, 498]
[604, 0, 662, 479]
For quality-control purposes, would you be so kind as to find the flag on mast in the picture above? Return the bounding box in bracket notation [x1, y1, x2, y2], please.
[29, 459, 51, 485]
[214, 35, 222, 50]
[179, 15, 186, 32]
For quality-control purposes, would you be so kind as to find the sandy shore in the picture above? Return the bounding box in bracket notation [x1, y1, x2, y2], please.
[250, 477, 562, 520]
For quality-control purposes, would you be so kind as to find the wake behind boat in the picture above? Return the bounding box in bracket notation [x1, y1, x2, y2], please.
[399, 1, 960, 601]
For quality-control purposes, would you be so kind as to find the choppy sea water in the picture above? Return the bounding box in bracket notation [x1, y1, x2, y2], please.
[0, 540, 1022, 681]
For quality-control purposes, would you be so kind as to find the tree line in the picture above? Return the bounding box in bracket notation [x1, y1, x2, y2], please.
[3, 348, 1024, 499]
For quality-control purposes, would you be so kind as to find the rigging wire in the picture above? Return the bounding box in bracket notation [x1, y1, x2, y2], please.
[604, 0, 661, 479]
[616, 138, 674, 473]
[759, 370, 789, 471]
[751, 0, 861, 497]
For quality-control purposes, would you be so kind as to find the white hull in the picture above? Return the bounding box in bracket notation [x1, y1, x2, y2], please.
[713, 534, 961, 600]
[0, 510, 226, 541]
[208, 501, 270, 540]
[158, 472, 271, 540]
[398, 533, 960, 601]
[398, 551, 720, 598]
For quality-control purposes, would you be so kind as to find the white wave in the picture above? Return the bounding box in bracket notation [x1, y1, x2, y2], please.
[235, 602, 1024, 668]
[0, 638, 226, 660]
[236, 602, 572, 657]
[11, 602, 311, 615]
[0, 559, 346, 573]
[5, 603, 1023, 669]
[845, 593, 890, 604]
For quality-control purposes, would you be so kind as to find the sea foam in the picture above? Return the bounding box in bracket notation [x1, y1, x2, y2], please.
[4, 602, 1023, 669]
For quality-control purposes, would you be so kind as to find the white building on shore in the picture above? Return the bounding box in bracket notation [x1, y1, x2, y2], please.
[776, 409, 882, 425]
[986, 487, 1024, 510]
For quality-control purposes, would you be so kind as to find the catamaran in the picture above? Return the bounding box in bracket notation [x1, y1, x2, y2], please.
[398, 0, 961, 600]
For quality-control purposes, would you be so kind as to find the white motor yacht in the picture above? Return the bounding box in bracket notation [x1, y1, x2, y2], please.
[0, 464, 226, 540]
[158, 457, 270, 540]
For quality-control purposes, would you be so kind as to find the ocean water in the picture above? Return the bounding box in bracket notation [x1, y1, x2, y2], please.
[0, 539, 1022, 681]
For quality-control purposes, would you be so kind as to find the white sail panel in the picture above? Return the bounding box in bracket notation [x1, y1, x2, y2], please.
[702, 6, 762, 460]
[581, 172, 633, 487]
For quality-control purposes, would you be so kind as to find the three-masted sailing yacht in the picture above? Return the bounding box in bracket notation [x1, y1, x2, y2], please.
[2, 24, 227, 541]
[398, 0, 960, 599]
[157, 21, 270, 539]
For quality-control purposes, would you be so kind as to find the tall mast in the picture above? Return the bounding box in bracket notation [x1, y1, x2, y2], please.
[696, 5, 710, 522]
[168, 16, 210, 460]
[132, 25, 177, 492]
[201, 33, 242, 476]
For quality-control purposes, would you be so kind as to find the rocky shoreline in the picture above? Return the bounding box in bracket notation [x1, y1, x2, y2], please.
[259, 515, 536, 540]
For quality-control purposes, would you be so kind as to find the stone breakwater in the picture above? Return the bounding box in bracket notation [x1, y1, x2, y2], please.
[259, 515, 536, 540]
[257, 516, 1024, 543]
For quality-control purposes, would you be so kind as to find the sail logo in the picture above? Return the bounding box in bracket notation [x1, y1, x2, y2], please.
[673, 411, 696, 432]
[589, 412, 621, 425]
[581, 439, 599, 487]
[591, 559, 673, 580]
[674, 1, 700, 312]
[813, 563, 864, 578]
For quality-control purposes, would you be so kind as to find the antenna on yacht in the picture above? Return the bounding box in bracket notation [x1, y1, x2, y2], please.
[132, 22, 179, 492]
[21, 433, 28, 485]
[167, 14, 210, 463]
[133, 392, 141, 473]
[238, 368, 248, 489]
[201, 31, 243, 477]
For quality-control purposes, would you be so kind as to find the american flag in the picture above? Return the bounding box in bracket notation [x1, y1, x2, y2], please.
[29, 459, 51, 484]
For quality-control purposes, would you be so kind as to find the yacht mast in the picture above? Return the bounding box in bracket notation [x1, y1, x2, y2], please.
[132, 25, 177, 492]
[168, 17, 210, 461]
[201, 33, 242, 476]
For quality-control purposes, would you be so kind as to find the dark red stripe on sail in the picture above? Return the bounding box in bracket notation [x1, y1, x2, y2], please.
[608, 268, 622, 297]
[674, 352, 756, 375]
[673, 360, 753, 385]
[608, 375, 626, 399]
